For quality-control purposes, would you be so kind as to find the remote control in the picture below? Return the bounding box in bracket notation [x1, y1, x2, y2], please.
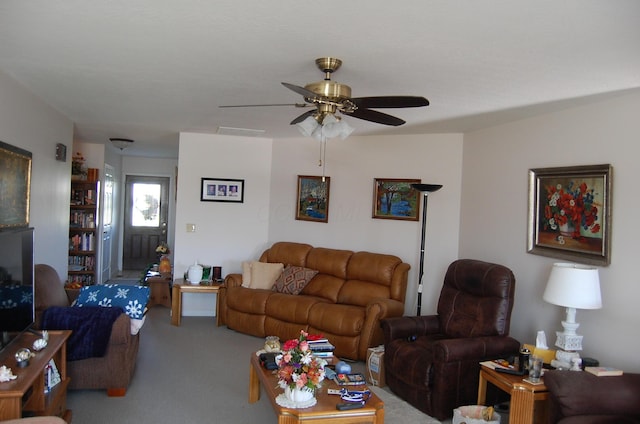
[336, 401, 364, 410]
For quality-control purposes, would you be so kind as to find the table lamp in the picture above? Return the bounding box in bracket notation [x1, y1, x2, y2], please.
[542, 262, 602, 369]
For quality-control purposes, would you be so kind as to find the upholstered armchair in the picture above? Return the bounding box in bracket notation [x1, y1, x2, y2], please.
[381, 259, 521, 420]
[34, 264, 141, 396]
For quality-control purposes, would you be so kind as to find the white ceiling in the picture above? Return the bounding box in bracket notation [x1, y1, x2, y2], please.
[1, 1, 639, 158]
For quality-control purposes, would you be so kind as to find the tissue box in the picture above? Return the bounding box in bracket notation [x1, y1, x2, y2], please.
[523, 343, 556, 364]
[366, 346, 385, 387]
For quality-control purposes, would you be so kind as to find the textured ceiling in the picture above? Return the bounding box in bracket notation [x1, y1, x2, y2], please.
[0, 0, 639, 158]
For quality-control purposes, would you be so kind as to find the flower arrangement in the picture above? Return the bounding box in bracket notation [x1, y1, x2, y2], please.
[71, 152, 86, 176]
[155, 242, 170, 256]
[276, 330, 327, 392]
[543, 180, 600, 239]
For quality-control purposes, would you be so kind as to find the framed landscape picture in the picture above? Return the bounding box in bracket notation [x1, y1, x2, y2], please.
[372, 178, 421, 221]
[200, 178, 244, 203]
[527, 164, 612, 266]
[296, 175, 330, 223]
[0, 141, 32, 228]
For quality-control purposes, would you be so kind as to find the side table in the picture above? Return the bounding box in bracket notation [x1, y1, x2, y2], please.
[146, 272, 173, 308]
[477, 364, 549, 424]
[171, 278, 223, 326]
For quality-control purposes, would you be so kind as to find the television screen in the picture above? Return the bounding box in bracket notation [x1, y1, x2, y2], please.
[0, 227, 34, 349]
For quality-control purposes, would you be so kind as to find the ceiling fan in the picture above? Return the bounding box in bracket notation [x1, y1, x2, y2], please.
[221, 57, 429, 127]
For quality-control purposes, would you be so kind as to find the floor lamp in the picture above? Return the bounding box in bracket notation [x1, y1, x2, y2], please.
[411, 183, 443, 316]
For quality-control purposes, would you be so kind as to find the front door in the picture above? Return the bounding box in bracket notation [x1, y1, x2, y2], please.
[122, 175, 170, 270]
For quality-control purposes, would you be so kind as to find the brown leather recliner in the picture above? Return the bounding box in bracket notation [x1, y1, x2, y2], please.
[34, 264, 140, 396]
[381, 259, 521, 420]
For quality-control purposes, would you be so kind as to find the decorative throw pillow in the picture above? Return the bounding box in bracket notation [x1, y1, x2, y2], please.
[75, 284, 150, 320]
[243, 261, 284, 290]
[241, 261, 253, 288]
[272, 266, 319, 295]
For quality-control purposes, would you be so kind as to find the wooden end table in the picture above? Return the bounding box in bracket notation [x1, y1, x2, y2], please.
[146, 271, 172, 308]
[249, 352, 384, 423]
[477, 364, 549, 424]
[171, 278, 223, 326]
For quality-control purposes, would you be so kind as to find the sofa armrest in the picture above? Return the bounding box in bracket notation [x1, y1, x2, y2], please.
[224, 273, 242, 288]
[381, 315, 441, 342]
[545, 370, 640, 420]
[109, 313, 134, 345]
[430, 336, 520, 363]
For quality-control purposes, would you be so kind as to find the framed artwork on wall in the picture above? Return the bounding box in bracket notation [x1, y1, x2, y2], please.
[372, 178, 421, 221]
[0, 141, 32, 228]
[200, 178, 244, 203]
[296, 175, 330, 223]
[527, 164, 612, 266]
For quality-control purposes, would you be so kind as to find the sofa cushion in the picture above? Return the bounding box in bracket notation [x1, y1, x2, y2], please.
[272, 265, 319, 295]
[75, 284, 149, 320]
[308, 303, 365, 336]
[242, 261, 284, 289]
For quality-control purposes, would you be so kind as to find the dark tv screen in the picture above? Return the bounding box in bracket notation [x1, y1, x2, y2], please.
[0, 227, 35, 349]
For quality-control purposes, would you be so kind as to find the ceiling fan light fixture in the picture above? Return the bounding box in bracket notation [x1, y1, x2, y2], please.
[296, 115, 321, 138]
[322, 114, 354, 140]
[109, 137, 134, 150]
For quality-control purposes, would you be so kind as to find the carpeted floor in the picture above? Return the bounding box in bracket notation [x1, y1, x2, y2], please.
[66, 306, 443, 423]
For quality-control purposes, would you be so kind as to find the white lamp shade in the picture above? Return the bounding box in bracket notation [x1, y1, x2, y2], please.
[543, 262, 602, 309]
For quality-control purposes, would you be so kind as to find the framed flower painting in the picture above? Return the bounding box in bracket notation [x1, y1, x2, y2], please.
[527, 164, 612, 265]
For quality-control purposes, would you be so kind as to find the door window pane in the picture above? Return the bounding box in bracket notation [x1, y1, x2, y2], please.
[131, 183, 161, 227]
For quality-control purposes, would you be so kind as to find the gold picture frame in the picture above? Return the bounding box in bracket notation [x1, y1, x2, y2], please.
[0, 141, 32, 228]
[296, 175, 330, 223]
[372, 178, 421, 221]
[527, 164, 612, 266]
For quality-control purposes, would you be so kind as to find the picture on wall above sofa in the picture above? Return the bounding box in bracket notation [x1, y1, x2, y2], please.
[372, 178, 421, 221]
[527, 164, 612, 266]
[0, 140, 32, 228]
[296, 175, 330, 223]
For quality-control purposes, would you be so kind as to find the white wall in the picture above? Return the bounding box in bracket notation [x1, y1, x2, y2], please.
[0, 69, 74, 279]
[174, 132, 273, 315]
[460, 89, 640, 372]
[268, 134, 464, 315]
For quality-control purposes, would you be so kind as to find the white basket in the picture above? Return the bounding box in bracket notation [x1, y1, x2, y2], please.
[453, 405, 501, 424]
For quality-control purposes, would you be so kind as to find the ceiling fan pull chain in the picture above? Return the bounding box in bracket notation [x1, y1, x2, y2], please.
[320, 135, 327, 182]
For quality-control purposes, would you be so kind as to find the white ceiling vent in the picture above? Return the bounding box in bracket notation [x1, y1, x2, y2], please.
[216, 126, 266, 137]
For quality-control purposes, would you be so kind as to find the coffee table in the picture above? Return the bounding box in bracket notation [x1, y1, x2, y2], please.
[249, 353, 384, 423]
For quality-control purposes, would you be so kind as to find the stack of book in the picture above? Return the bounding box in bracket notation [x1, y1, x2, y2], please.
[308, 338, 335, 358]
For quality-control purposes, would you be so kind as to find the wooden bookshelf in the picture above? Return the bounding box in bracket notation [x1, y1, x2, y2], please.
[69, 180, 99, 286]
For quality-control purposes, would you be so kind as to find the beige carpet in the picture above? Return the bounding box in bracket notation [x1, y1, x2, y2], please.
[370, 386, 442, 424]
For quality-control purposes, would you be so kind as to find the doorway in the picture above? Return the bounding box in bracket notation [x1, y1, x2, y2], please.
[122, 175, 170, 271]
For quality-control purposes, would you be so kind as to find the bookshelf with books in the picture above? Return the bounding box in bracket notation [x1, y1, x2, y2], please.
[68, 180, 99, 286]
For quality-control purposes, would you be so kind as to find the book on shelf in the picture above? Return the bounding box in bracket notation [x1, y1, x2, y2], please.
[336, 373, 366, 386]
[585, 366, 623, 376]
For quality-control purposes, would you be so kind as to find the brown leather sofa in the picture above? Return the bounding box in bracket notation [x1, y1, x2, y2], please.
[219, 241, 410, 360]
[381, 259, 521, 420]
[34, 264, 140, 396]
[545, 370, 640, 423]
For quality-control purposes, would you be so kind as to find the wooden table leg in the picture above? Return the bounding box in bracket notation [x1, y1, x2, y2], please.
[170, 284, 181, 326]
[510, 387, 536, 424]
[477, 369, 488, 405]
[249, 359, 261, 403]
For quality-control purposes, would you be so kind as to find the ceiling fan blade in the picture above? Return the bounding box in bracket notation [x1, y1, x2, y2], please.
[220, 103, 309, 108]
[351, 96, 429, 109]
[290, 110, 316, 125]
[344, 108, 406, 126]
[281, 82, 320, 100]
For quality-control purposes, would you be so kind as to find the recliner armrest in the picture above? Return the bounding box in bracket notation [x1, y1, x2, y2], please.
[381, 315, 440, 341]
[430, 335, 520, 363]
[224, 273, 242, 288]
